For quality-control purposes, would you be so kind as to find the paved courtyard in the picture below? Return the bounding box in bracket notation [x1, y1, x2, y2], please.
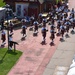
[1, 0, 75, 75]
[5, 21, 60, 75]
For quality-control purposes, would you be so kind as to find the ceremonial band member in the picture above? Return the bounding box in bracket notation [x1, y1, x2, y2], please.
[42, 18, 47, 27]
[57, 20, 61, 34]
[21, 18, 26, 24]
[30, 16, 35, 26]
[21, 24, 27, 37]
[1, 29, 6, 46]
[71, 18, 75, 32]
[41, 25, 47, 43]
[33, 21, 39, 32]
[60, 24, 65, 39]
[9, 21, 14, 34]
[48, 11, 53, 21]
[9, 33, 13, 50]
[38, 13, 42, 23]
[1, 18, 4, 29]
[65, 19, 71, 35]
[70, 8, 75, 18]
[29, 16, 35, 31]
[50, 24, 56, 44]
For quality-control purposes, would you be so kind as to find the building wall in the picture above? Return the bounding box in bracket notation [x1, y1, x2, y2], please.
[4, 0, 56, 18]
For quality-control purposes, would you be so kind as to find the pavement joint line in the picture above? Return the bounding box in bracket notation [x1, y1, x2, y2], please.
[46, 67, 55, 69]
[35, 44, 54, 74]
[57, 49, 75, 51]
[34, 46, 52, 75]
[58, 49, 75, 53]
[51, 58, 64, 59]
[59, 40, 75, 43]
[64, 41, 75, 43]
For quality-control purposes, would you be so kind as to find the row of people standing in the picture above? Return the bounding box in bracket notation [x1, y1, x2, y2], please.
[0, 21, 14, 50]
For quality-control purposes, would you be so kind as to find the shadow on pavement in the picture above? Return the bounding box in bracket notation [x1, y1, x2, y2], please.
[70, 31, 75, 35]
[60, 38, 65, 42]
[40, 41, 47, 45]
[65, 34, 70, 38]
[49, 42, 55, 46]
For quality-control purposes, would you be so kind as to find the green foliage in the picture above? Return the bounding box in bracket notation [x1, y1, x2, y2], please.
[0, 0, 5, 7]
[0, 48, 22, 75]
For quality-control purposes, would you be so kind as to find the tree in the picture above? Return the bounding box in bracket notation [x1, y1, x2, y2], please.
[0, 0, 5, 7]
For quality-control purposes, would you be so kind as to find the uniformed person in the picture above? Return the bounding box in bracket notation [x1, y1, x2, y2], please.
[21, 24, 27, 37]
[42, 18, 47, 27]
[41, 25, 47, 43]
[33, 21, 39, 32]
[9, 21, 14, 33]
[38, 13, 42, 23]
[9, 33, 13, 50]
[1, 29, 6, 46]
[50, 24, 56, 44]
[60, 24, 65, 39]
[65, 19, 71, 35]
[57, 20, 61, 35]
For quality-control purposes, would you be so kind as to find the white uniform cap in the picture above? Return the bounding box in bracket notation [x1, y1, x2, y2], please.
[39, 13, 42, 17]
[33, 21, 38, 25]
[43, 19, 47, 22]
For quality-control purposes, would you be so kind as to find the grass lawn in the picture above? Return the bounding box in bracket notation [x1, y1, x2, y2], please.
[0, 0, 5, 7]
[0, 48, 22, 75]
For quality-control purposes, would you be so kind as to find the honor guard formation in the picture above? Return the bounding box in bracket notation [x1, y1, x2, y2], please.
[1, 2, 75, 49]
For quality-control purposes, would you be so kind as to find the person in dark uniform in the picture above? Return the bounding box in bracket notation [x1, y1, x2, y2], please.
[60, 24, 65, 39]
[71, 18, 75, 32]
[33, 21, 39, 32]
[9, 21, 14, 34]
[1, 18, 4, 29]
[50, 24, 56, 44]
[33, 21, 39, 36]
[29, 16, 35, 31]
[30, 16, 35, 26]
[21, 23, 27, 37]
[38, 13, 42, 24]
[65, 19, 71, 35]
[9, 33, 13, 50]
[41, 25, 47, 43]
[63, 6, 69, 19]
[64, 12, 68, 19]
[42, 18, 47, 27]
[1, 29, 6, 46]
[70, 18, 75, 32]
[48, 11, 53, 21]
[42, 18, 48, 32]
[21, 18, 26, 23]
[70, 8, 75, 18]
[57, 20, 61, 35]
